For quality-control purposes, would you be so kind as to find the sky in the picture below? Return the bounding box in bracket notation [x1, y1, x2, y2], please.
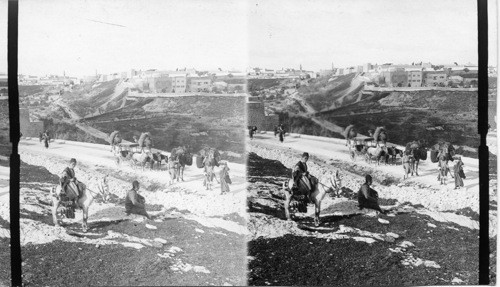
[0, 0, 497, 76]
[249, 0, 497, 71]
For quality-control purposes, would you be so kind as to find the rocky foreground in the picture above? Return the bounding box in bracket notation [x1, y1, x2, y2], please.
[0, 138, 248, 286]
[247, 134, 496, 286]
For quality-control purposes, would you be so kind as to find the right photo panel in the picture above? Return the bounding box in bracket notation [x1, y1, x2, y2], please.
[246, 0, 497, 285]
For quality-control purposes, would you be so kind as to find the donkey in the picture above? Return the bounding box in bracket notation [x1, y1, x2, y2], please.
[132, 150, 154, 171]
[283, 174, 338, 227]
[365, 146, 386, 165]
[348, 143, 366, 161]
[51, 176, 110, 232]
[405, 141, 428, 176]
[387, 146, 404, 165]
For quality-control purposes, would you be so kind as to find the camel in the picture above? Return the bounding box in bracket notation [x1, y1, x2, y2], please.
[109, 131, 122, 153]
[372, 127, 388, 147]
[283, 173, 339, 227]
[138, 132, 153, 153]
[343, 125, 358, 146]
[51, 176, 110, 232]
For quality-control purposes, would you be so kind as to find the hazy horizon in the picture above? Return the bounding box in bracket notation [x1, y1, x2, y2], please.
[0, 0, 497, 77]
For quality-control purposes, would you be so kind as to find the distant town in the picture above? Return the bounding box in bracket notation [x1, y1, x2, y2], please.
[1, 61, 496, 101]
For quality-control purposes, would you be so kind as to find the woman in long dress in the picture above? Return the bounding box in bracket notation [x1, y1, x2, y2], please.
[453, 157, 464, 189]
[220, 162, 230, 194]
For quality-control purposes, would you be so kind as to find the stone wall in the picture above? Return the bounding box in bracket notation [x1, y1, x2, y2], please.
[20, 108, 44, 137]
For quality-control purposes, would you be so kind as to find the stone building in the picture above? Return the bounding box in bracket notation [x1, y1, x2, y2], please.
[246, 96, 278, 131]
[20, 108, 44, 137]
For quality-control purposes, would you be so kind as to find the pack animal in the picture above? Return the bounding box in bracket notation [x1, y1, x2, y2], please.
[387, 146, 404, 165]
[405, 140, 428, 176]
[171, 147, 193, 181]
[114, 148, 133, 166]
[349, 144, 366, 161]
[365, 146, 386, 165]
[132, 151, 154, 171]
[51, 176, 109, 232]
[151, 152, 168, 170]
[344, 125, 357, 146]
[109, 131, 122, 153]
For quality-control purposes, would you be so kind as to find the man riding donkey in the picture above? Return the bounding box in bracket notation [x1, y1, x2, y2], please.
[290, 152, 318, 211]
[59, 158, 86, 210]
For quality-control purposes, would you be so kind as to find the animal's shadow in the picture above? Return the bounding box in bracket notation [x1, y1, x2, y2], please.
[248, 201, 287, 220]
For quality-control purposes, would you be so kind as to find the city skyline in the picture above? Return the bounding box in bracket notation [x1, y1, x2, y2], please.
[0, 0, 497, 77]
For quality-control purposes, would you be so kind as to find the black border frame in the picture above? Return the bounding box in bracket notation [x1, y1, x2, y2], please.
[6, 0, 492, 285]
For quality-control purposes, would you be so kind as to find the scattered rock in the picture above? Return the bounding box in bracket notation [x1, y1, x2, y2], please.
[378, 218, 390, 224]
[223, 283, 232, 286]
[424, 260, 441, 268]
[427, 223, 437, 228]
[386, 232, 399, 239]
[145, 224, 157, 230]
[451, 277, 463, 284]
[193, 266, 211, 273]
[384, 235, 396, 243]
[168, 246, 183, 253]
[154, 238, 167, 244]
[352, 237, 376, 244]
[157, 252, 173, 259]
[389, 247, 403, 253]
[152, 242, 163, 249]
[195, 228, 205, 233]
[398, 241, 415, 248]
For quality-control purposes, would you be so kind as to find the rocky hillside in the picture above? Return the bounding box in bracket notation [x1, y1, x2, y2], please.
[317, 90, 478, 147]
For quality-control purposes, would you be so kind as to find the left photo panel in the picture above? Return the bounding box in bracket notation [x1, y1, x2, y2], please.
[9, 0, 248, 285]
[0, 0, 10, 285]
[0, 0, 8, 286]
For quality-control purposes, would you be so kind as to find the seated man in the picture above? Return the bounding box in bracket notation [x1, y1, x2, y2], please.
[292, 152, 316, 194]
[125, 180, 151, 220]
[357, 174, 385, 214]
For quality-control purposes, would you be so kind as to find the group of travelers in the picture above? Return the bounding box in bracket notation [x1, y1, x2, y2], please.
[57, 153, 232, 221]
[289, 147, 467, 216]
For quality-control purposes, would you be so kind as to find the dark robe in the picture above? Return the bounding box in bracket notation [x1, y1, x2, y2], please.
[357, 183, 383, 212]
[454, 160, 464, 188]
[125, 189, 150, 218]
